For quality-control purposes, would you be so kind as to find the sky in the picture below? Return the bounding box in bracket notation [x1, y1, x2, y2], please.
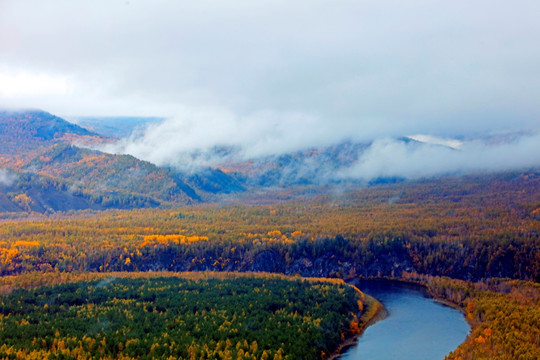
[1, 0, 539, 177]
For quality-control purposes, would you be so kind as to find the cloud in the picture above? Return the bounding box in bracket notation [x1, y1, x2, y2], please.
[0, 0, 538, 137]
[0, 66, 72, 97]
[101, 106, 342, 170]
[100, 107, 540, 183]
[0, 169, 16, 186]
[340, 133, 540, 181]
[1, 0, 539, 180]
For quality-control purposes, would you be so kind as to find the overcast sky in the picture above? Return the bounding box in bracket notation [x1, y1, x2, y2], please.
[1, 1, 539, 176]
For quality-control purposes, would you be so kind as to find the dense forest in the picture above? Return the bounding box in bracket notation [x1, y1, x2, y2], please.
[0, 171, 537, 281]
[0, 273, 370, 360]
[0, 169, 537, 359]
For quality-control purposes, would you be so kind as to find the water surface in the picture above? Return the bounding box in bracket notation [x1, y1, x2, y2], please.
[340, 281, 469, 360]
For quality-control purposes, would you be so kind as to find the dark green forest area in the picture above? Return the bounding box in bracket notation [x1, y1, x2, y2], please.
[0, 275, 365, 360]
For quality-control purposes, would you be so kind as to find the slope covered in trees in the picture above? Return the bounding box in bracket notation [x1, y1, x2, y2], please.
[0, 170, 160, 213]
[0, 273, 369, 360]
[0, 110, 246, 211]
[0, 110, 104, 155]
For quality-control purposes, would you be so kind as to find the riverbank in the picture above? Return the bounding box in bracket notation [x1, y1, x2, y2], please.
[353, 276, 468, 316]
[337, 280, 471, 360]
[400, 274, 540, 360]
[327, 288, 386, 360]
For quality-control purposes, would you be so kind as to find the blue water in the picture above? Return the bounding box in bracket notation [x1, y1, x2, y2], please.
[340, 281, 470, 360]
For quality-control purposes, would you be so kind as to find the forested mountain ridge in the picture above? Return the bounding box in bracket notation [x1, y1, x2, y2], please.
[23, 144, 200, 204]
[0, 110, 245, 212]
[215, 141, 368, 187]
[0, 110, 105, 155]
[0, 109, 538, 215]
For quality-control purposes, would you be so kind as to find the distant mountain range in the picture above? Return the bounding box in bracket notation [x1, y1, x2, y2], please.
[0, 109, 537, 213]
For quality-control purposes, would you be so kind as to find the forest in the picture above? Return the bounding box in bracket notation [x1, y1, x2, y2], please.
[0, 171, 537, 281]
[0, 170, 537, 359]
[1, 1, 539, 358]
[0, 273, 369, 360]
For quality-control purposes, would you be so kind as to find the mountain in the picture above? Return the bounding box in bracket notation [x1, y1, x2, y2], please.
[216, 141, 367, 187]
[1, 109, 536, 213]
[23, 144, 201, 203]
[0, 170, 159, 213]
[0, 109, 106, 155]
[0, 110, 244, 213]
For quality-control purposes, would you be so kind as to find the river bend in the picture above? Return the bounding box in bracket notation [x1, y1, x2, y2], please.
[340, 281, 470, 360]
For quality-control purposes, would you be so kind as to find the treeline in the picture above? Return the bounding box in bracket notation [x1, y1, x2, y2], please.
[0, 275, 364, 360]
[0, 222, 537, 281]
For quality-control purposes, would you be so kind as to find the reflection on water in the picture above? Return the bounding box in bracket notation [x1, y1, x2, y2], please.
[340, 281, 469, 360]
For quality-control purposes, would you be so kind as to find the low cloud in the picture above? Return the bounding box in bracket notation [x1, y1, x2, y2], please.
[0, 169, 16, 186]
[407, 134, 463, 150]
[99, 107, 540, 183]
[340, 133, 540, 181]
[100, 107, 343, 171]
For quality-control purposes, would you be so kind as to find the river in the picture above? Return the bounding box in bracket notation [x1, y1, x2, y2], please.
[340, 280, 470, 360]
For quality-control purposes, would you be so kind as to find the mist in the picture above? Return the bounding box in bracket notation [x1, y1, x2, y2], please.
[339, 133, 540, 181]
[1, 0, 539, 181]
[0, 169, 16, 186]
[99, 109, 540, 181]
[100, 107, 339, 170]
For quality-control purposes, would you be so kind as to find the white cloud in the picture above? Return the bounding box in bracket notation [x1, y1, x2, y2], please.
[0, 66, 71, 97]
[0, 169, 16, 186]
[340, 133, 540, 181]
[101, 106, 340, 170]
[1, 0, 539, 180]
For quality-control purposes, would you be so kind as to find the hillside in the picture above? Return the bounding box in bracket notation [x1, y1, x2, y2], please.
[0, 109, 537, 214]
[0, 170, 159, 213]
[217, 141, 367, 187]
[0, 110, 245, 212]
[0, 110, 105, 155]
[23, 144, 200, 204]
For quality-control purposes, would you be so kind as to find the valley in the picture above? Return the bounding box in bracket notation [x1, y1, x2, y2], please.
[2, 1, 539, 357]
[0, 109, 538, 359]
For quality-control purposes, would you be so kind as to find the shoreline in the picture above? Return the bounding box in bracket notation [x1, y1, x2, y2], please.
[327, 291, 387, 360]
[354, 276, 468, 315]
